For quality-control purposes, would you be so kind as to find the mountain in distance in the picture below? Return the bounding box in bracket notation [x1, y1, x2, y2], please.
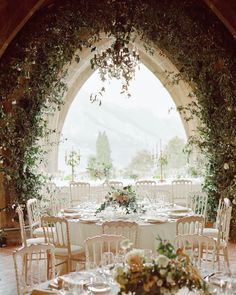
[60, 90, 186, 171]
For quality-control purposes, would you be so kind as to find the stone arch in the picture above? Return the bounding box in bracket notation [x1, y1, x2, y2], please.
[46, 38, 195, 173]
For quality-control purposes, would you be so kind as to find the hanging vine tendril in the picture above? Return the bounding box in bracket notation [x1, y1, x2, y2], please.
[89, 0, 146, 104]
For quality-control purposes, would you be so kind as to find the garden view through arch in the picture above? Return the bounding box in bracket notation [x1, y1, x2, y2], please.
[46, 40, 195, 174]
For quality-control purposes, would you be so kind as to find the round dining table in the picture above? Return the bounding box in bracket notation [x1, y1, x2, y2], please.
[62, 202, 193, 251]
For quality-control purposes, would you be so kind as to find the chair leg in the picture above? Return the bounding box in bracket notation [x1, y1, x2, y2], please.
[68, 258, 72, 273]
[216, 248, 220, 271]
[223, 247, 230, 273]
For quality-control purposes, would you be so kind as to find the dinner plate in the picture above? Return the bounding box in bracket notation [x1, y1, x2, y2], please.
[64, 213, 81, 219]
[79, 217, 99, 223]
[87, 282, 111, 294]
[60, 271, 94, 286]
[64, 208, 80, 213]
[168, 212, 190, 218]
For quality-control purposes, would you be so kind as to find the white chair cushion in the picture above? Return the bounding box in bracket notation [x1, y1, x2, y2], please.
[55, 245, 84, 256]
[26, 237, 45, 245]
[33, 227, 44, 237]
[203, 228, 218, 238]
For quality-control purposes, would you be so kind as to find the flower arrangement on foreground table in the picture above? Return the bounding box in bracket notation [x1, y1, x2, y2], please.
[96, 185, 145, 215]
[115, 238, 211, 295]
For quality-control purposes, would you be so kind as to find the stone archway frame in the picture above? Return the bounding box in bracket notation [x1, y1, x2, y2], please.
[46, 37, 196, 173]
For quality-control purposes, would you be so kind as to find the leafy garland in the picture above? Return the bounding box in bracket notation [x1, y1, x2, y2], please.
[0, 0, 235, 236]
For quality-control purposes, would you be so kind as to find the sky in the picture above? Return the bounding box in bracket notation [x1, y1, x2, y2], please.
[58, 63, 187, 175]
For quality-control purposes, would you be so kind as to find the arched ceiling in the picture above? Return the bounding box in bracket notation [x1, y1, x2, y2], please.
[0, 0, 236, 58]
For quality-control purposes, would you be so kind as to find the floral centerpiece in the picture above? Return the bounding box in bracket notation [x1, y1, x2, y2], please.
[115, 238, 210, 295]
[96, 185, 144, 215]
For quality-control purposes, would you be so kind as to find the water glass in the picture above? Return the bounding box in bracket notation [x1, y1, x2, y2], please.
[143, 249, 153, 263]
[85, 260, 97, 271]
[101, 252, 115, 267]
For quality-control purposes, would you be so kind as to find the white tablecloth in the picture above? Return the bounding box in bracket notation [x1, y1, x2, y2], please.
[68, 219, 176, 251]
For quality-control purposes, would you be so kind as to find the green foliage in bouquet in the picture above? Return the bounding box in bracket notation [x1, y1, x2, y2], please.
[96, 185, 145, 215]
[115, 238, 209, 295]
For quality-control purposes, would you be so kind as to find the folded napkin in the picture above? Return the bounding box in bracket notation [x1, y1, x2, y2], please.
[145, 217, 168, 224]
[63, 208, 79, 213]
[31, 289, 58, 295]
[79, 218, 98, 224]
[170, 208, 191, 213]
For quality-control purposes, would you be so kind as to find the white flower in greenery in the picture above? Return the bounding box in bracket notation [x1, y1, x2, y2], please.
[155, 255, 170, 268]
[224, 163, 229, 170]
[232, 198, 236, 205]
[112, 191, 120, 200]
[120, 239, 133, 251]
[166, 272, 175, 285]
[156, 279, 163, 287]
[159, 269, 167, 276]
[125, 249, 144, 261]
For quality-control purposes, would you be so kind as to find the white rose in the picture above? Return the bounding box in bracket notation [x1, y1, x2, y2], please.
[155, 255, 170, 268]
[166, 272, 175, 284]
[159, 269, 167, 276]
[224, 163, 229, 170]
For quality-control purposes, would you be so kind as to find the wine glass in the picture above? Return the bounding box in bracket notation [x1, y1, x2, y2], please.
[143, 249, 153, 263]
[85, 260, 97, 271]
[101, 252, 115, 267]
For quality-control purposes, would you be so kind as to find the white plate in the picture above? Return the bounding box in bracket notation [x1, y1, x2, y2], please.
[87, 282, 111, 294]
[60, 271, 93, 286]
[145, 217, 168, 223]
[79, 217, 99, 223]
[64, 213, 81, 219]
[168, 212, 190, 218]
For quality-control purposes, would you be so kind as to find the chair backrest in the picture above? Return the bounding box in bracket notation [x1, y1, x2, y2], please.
[13, 243, 55, 295]
[27, 199, 41, 237]
[16, 206, 27, 247]
[135, 180, 156, 186]
[187, 191, 208, 220]
[70, 181, 90, 206]
[147, 189, 172, 204]
[108, 181, 123, 188]
[172, 179, 192, 205]
[85, 234, 126, 266]
[174, 234, 216, 270]
[176, 216, 204, 235]
[217, 204, 232, 244]
[135, 181, 157, 199]
[102, 221, 138, 247]
[41, 216, 71, 256]
[90, 186, 109, 203]
[216, 197, 231, 226]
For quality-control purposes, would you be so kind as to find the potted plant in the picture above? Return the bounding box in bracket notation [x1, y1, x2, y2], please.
[0, 228, 7, 247]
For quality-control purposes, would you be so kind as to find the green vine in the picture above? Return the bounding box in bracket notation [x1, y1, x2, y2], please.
[0, 0, 235, 237]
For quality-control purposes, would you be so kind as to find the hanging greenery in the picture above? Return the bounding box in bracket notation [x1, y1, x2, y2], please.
[0, 0, 235, 236]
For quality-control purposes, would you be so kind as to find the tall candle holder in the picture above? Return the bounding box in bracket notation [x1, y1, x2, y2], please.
[65, 148, 81, 182]
[152, 140, 168, 182]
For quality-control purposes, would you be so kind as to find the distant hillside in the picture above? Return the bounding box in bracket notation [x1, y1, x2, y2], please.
[59, 90, 186, 171]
